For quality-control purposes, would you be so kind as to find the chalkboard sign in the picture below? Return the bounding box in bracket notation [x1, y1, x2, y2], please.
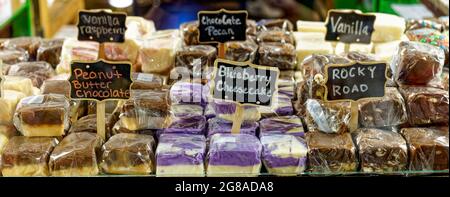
[69, 60, 132, 101]
[325, 10, 376, 44]
[77, 10, 127, 43]
[198, 9, 247, 43]
[324, 62, 387, 101]
[212, 59, 279, 106]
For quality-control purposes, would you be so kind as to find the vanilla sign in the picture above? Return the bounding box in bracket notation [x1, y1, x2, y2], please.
[212, 59, 279, 106]
[324, 62, 387, 101]
[198, 9, 247, 43]
[325, 10, 376, 44]
[78, 10, 127, 43]
[69, 60, 132, 101]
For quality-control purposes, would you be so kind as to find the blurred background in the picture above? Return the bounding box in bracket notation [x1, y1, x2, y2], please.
[0, 0, 448, 38]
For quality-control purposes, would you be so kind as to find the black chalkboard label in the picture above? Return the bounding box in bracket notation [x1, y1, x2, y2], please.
[325, 10, 376, 44]
[77, 10, 127, 43]
[325, 62, 387, 101]
[212, 59, 279, 106]
[198, 9, 247, 43]
[69, 60, 132, 101]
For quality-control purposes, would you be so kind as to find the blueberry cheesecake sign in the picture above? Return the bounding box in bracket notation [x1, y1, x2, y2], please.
[324, 62, 387, 101]
[325, 10, 376, 44]
[77, 10, 127, 43]
[198, 9, 247, 43]
[212, 59, 279, 106]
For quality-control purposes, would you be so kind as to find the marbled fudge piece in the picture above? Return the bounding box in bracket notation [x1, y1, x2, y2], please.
[131, 72, 165, 90]
[212, 100, 261, 122]
[138, 35, 181, 75]
[259, 42, 296, 70]
[401, 127, 449, 171]
[7, 61, 56, 87]
[40, 79, 70, 97]
[171, 104, 204, 117]
[68, 114, 116, 138]
[14, 94, 70, 137]
[304, 99, 351, 134]
[170, 81, 208, 107]
[306, 132, 357, 173]
[207, 134, 262, 177]
[2, 37, 41, 59]
[259, 93, 294, 117]
[261, 134, 307, 175]
[1, 136, 58, 176]
[259, 115, 304, 137]
[176, 45, 217, 73]
[0, 48, 28, 65]
[163, 115, 207, 135]
[56, 39, 99, 74]
[156, 134, 206, 177]
[353, 128, 408, 173]
[207, 118, 258, 138]
[369, 13, 406, 42]
[399, 86, 449, 126]
[257, 29, 295, 45]
[293, 32, 334, 65]
[104, 39, 140, 67]
[49, 132, 103, 176]
[225, 39, 258, 62]
[100, 133, 156, 175]
[406, 28, 449, 66]
[37, 39, 64, 68]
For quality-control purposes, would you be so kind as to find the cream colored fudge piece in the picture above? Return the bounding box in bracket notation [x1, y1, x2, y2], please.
[125, 16, 156, 39]
[3, 76, 34, 96]
[206, 165, 261, 177]
[294, 32, 334, 67]
[156, 165, 205, 177]
[139, 37, 181, 75]
[0, 90, 26, 123]
[373, 40, 402, 63]
[369, 13, 406, 43]
[335, 42, 373, 55]
[296, 20, 326, 33]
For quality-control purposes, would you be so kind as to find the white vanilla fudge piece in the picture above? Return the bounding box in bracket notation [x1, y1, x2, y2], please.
[3, 76, 34, 96]
[56, 38, 99, 74]
[369, 13, 406, 43]
[373, 40, 402, 63]
[296, 20, 326, 33]
[335, 42, 373, 55]
[125, 16, 156, 39]
[0, 90, 26, 124]
[294, 32, 334, 67]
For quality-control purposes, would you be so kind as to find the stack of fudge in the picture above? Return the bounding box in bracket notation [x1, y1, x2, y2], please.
[0, 12, 449, 177]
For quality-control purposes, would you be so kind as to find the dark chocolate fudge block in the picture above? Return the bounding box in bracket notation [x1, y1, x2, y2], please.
[37, 39, 64, 68]
[258, 42, 296, 70]
[2, 37, 41, 59]
[176, 45, 217, 72]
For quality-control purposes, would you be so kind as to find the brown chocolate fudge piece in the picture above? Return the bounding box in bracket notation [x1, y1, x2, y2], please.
[304, 99, 352, 134]
[306, 132, 357, 173]
[175, 45, 217, 71]
[2, 37, 41, 59]
[0, 48, 29, 65]
[401, 127, 449, 171]
[180, 21, 199, 46]
[257, 29, 295, 45]
[131, 72, 165, 90]
[7, 61, 56, 87]
[225, 39, 258, 62]
[259, 42, 296, 70]
[68, 114, 116, 137]
[40, 79, 70, 97]
[1, 136, 58, 176]
[49, 132, 103, 176]
[399, 86, 449, 126]
[37, 39, 64, 68]
[353, 128, 408, 173]
[100, 133, 156, 175]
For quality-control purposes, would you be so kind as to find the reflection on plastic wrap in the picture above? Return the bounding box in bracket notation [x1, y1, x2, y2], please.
[304, 99, 351, 134]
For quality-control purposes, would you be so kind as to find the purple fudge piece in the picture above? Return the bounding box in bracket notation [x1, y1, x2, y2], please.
[207, 133, 262, 166]
[170, 81, 209, 107]
[156, 134, 206, 166]
[207, 118, 258, 138]
[163, 115, 207, 135]
[259, 115, 304, 137]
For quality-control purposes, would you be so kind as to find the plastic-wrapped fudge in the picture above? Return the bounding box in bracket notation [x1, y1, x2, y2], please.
[212, 100, 261, 122]
[207, 118, 258, 138]
[171, 104, 204, 117]
[306, 132, 357, 173]
[138, 35, 181, 75]
[257, 29, 295, 45]
[260, 93, 294, 117]
[125, 16, 156, 39]
[175, 45, 216, 73]
[68, 114, 116, 137]
[358, 87, 407, 128]
[1, 37, 41, 59]
[293, 32, 334, 67]
[1, 136, 58, 176]
[0, 48, 28, 65]
[406, 28, 449, 65]
[401, 127, 449, 171]
[104, 39, 140, 67]
[224, 39, 258, 62]
[163, 115, 206, 135]
[56, 39, 99, 74]
[207, 134, 262, 177]
[180, 21, 199, 46]
[7, 61, 55, 87]
[37, 39, 64, 68]
[399, 86, 449, 126]
[304, 99, 351, 134]
[369, 13, 406, 42]
[0, 90, 26, 124]
[393, 41, 445, 86]
[113, 89, 171, 132]
[14, 94, 70, 137]
[258, 42, 296, 70]
[257, 19, 294, 31]
[40, 79, 70, 97]
[131, 72, 165, 90]
[261, 134, 307, 175]
[3, 76, 34, 96]
[100, 133, 156, 175]
[259, 115, 304, 137]
[156, 134, 206, 177]
[170, 81, 208, 107]
[353, 128, 408, 173]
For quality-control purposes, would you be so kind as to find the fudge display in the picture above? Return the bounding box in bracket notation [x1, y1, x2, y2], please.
[353, 128, 408, 173]
[261, 134, 307, 175]
[156, 134, 206, 177]
[369, 13, 406, 42]
[393, 41, 445, 85]
[401, 127, 449, 171]
[259, 115, 305, 137]
[138, 35, 181, 75]
[258, 42, 296, 70]
[14, 94, 70, 137]
[49, 132, 103, 176]
[257, 29, 295, 45]
[293, 32, 334, 65]
[224, 39, 258, 62]
[100, 133, 156, 175]
[36, 39, 64, 68]
[1, 37, 41, 59]
[1, 136, 58, 176]
[170, 81, 208, 107]
[56, 39, 99, 74]
[212, 100, 261, 122]
[399, 86, 449, 126]
[175, 45, 217, 73]
[358, 87, 408, 128]
[207, 118, 258, 138]
[180, 21, 200, 46]
[304, 99, 352, 134]
[207, 134, 262, 177]
[7, 61, 56, 88]
[306, 132, 358, 173]
[163, 115, 207, 135]
[0, 48, 29, 65]
[131, 72, 165, 90]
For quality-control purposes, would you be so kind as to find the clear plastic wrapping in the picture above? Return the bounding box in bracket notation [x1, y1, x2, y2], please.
[306, 132, 357, 173]
[56, 39, 99, 74]
[100, 133, 156, 175]
[180, 21, 199, 46]
[1, 37, 41, 59]
[207, 117, 258, 138]
[7, 61, 56, 88]
[207, 133, 262, 177]
[162, 115, 206, 135]
[405, 28, 449, 66]
[36, 39, 64, 68]
[225, 39, 258, 62]
[170, 81, 209, 107]
[138, 34, 181, 75]
[257, 19, 294, 32]
[104, 39, 141, 68]
[257, 29, 295, 45]
[258, 42, 296, 70]
[358, 87, 408, 128]
[68, 114, 117, 138]
[261, 134, 307, 175]
[304, 99, 352, 134]
[400, 127, 449, 171]
[259, 93, 294, 117]
[0, 48, 29, 65]
[156, 134, 206, 177]
[353, 128, 408, 173]
[14, 94, 70, 137]
[131, 72, 165, 90]
[211, 100, 261, 122]
[171, 104, 204, 117]
[175, 45, 217, 74]
[1, 136, 58, 176]
[259, 115, 305, 137]
[0, 90, 26, 125]
[399, 86, 449, 126]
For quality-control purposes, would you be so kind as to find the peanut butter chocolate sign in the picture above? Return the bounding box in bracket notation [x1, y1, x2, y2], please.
[325, 10, 376, 44]
[324, 62, 387, 101]
[77, 10, 127, 43]
[198, 9, 247, 43]
[69, 60, 132, 101]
